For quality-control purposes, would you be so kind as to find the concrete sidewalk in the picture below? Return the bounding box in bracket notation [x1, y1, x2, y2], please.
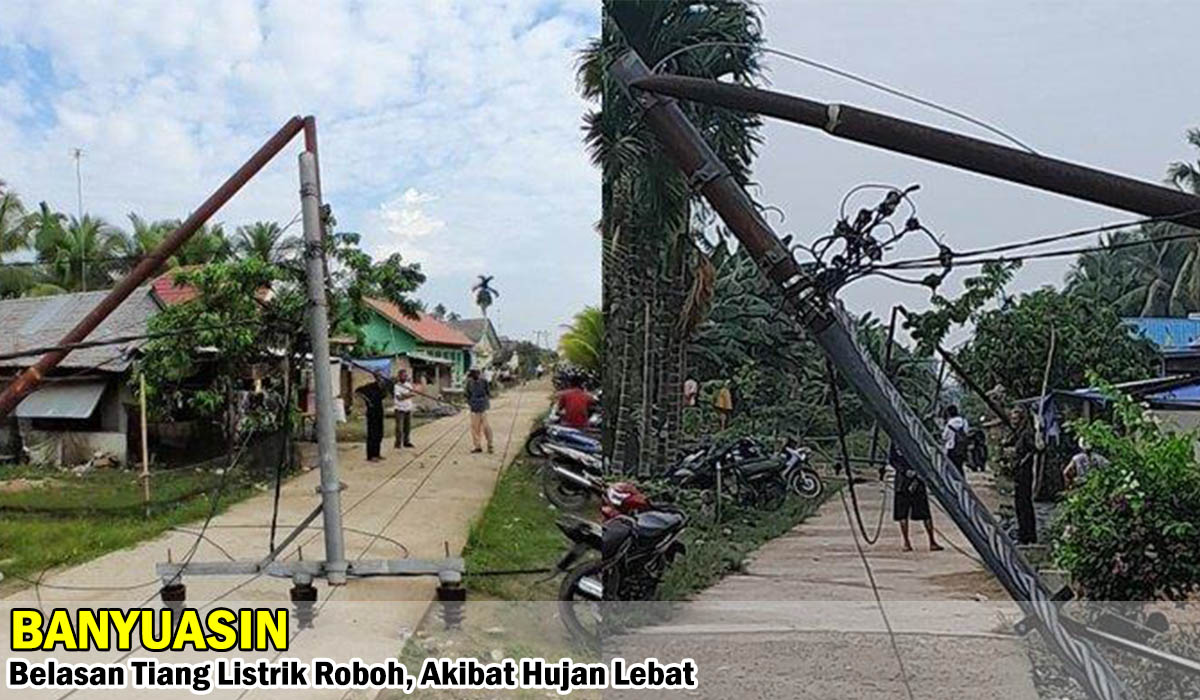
[609, 471, 1040, 700]
[2, 381, 550, 699]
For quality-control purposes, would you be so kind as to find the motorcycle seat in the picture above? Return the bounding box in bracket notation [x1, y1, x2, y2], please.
[736, 458, 784, 476]
[634, 510, 685, 537]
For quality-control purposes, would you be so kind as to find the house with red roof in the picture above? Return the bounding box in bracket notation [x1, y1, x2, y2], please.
[359, 297, 474, 388]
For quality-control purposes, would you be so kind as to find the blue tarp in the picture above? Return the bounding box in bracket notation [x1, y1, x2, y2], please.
[345, 357, 391, 377]
[1124, 317, 1200, 351]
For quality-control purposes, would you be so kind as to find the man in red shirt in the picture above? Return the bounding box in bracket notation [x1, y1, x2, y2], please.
[555, 378, 596, 429]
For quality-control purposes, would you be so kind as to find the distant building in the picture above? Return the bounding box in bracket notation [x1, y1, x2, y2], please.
[448, 317, 501, 370]
[359, 298, 474, 390]
[1124, 316, 1200, 374]
[0, 287, 159, 466]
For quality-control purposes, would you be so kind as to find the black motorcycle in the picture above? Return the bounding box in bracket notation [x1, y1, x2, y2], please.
[554, 506, 688, 649]
[666, 437, 788, 511]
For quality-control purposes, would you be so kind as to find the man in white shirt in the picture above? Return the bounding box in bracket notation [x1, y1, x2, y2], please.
[393, 369, 415, 449]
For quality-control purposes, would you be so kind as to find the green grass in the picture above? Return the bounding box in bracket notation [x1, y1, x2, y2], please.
[0, 464, 258, 591]
[460, 457, 566, 600]
[656, 487, 832, 600]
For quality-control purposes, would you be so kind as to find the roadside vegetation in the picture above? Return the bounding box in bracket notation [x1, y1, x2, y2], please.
[0, 464, 260, 592]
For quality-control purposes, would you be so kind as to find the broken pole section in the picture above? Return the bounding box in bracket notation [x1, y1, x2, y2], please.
[630, 75, 1200, 230]
[299, 150, 348, 585]
[609, 48, 1124, 700]
[0, 116, 307, 420]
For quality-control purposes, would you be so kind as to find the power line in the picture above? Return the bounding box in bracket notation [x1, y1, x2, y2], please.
[0, 319, 286, 363]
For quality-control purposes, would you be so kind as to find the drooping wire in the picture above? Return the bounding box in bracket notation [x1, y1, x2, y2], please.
[825, 359, 885, 545]
[650, 41, 1039, 154]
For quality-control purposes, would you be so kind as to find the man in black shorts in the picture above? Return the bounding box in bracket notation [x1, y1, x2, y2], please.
[890, 444, 944, 552]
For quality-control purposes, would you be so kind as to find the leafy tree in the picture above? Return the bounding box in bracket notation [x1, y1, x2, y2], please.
[139, 226, 425, 424]
[1053, 380, 1200, 600]
[581, 0, 764, 473]
[431, 303, 447, 319]
[558, 306, 603, 372]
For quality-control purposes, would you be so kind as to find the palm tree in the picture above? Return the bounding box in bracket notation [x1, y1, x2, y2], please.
[558, 306, 603, 372]
[34, 213, 122, 292]
[174, 222, 230, 266]
[234, 220, 296, 263]
[580, 0, 764, 473]
[0, 182, 32, 297]
[472, 275, 498, 316]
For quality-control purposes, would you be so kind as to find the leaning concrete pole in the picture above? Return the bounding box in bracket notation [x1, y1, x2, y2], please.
[609, 48, 1124, 700]
[299, 151, 348, 585]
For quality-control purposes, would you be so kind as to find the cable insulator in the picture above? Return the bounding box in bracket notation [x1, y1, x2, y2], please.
[436, 579, 467, 630]
[290, 581, 319, 629]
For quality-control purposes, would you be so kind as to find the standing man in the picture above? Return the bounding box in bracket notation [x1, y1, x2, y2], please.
[465, 368, 493, 454]
[941, 404, 970, 476]
[1005, 406, 1038, 544]
[355, 376, 387, 462]
[890, 443, 944, 552]
[393, 369, 415, 450]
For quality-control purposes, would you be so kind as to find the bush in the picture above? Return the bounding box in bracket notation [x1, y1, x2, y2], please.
[1052, 382, 1200, 600]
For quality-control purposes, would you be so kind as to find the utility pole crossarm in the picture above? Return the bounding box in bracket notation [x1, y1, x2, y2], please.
[609, 47, 1125, 700]
[631, 75, 1200, 231]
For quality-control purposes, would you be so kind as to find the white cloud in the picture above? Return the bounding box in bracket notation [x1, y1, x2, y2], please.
[0, 0, 600, 339]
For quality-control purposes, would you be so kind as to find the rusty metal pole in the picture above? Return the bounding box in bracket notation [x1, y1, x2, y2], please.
[631, 75, 1200, 230]
[303, 115, 322, 200]
[0, 116, 305, 419]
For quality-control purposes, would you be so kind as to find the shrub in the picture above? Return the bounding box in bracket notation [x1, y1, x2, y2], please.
[1052, 381, 1200, 600]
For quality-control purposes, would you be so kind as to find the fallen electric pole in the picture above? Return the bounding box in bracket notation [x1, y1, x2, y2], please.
[608, 47, 1133, 699]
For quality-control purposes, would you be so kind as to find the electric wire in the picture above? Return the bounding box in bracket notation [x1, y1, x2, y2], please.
[651, 41, 1039, 154]
[825, 359, 886, 545]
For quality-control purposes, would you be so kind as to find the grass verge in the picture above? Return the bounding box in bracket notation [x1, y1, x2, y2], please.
[460, 456, 566, 600]
[0, 464, 260, 593]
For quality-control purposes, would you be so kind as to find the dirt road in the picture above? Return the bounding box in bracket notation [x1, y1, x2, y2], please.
[608, 471, 1040, 699]
[2, 381, 550, 699]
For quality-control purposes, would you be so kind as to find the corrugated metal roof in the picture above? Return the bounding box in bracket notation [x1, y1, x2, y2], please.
[1124, 317, 1200, 350]
[0, 286, 158, 371]
[14, 380, 107, 419]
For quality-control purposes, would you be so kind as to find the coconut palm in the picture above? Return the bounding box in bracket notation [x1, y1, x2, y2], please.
[0, 182, 32, 297]
[174, 222, 230, 266]
[234, 220, 297, 263]
[558, 306, 603, 372]
[472, 275, 498, 316]
[34, 213, 122, 292]
[580, 0, 764, 473]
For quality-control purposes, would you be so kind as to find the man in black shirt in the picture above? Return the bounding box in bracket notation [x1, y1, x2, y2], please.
[355, 377, 387, 462]
[890, 444, 944, 552]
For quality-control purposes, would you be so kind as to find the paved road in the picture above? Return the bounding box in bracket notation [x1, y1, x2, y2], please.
[2, 381, 550, 699]
[607, 471, 1041, 700]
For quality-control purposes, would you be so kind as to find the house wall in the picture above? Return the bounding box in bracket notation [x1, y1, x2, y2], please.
[362, 312, 419, 355]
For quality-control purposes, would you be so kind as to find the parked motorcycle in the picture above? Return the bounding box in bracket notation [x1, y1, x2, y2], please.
[540, 443, 605, 510]
[526, 421, 600, 458]
[780, 439, 824, 499]
[554, 481, 687, 649]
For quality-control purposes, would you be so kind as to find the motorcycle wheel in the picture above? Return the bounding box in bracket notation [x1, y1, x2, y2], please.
[789, 468, 824, 499]
[541, 465, 593, 510]
[525, 428, 548, 458]
[559, 559, 604, 650]
[756, 476, 788, 511]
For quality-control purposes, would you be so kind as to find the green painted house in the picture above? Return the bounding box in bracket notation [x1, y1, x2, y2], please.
[361, 298, 474, 386]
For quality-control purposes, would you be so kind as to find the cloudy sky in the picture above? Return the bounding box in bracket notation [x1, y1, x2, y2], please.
[753, 0, 1199, 343]
[0, 0, 599, 344]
